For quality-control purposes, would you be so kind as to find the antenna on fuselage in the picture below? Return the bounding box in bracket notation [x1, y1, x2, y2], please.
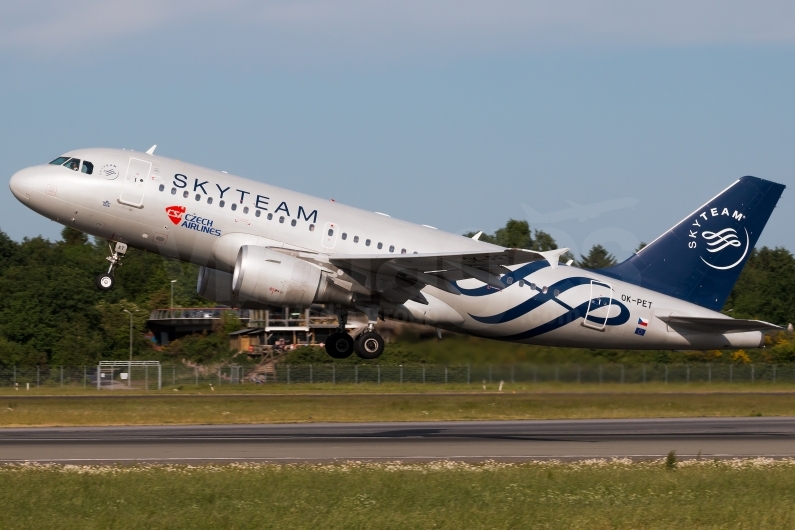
[146, 145, 157, 155]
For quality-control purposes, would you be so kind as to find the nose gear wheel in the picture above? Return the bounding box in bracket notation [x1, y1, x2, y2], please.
[95, 273, 115, 291]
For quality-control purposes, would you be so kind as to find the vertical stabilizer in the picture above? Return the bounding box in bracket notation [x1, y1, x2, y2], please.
[600, 176, 785, 311]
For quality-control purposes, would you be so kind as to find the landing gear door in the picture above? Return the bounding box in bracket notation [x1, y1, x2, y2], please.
[321, 222, 338, 249]
[119, 158, 151, 208]
[582, 280, 613, 331]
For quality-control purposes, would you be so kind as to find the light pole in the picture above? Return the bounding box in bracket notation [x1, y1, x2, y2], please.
[170, 279, 177, 316]
[122, 309, 139, 388]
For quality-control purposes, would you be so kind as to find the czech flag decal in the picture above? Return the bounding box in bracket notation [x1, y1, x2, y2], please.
[635, 317, 649, 336]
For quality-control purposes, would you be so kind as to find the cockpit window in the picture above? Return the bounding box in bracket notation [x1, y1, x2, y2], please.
[49, 156, 69, 166]
[81, 161, 93, 174]
[64, 158, 80, 171]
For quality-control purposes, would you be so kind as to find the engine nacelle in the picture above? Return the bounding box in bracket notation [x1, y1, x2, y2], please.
[196, 266, 235, 305]
[231, 246, 353, 308]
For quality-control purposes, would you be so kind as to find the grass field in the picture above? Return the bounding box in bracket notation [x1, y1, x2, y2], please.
[2, 388, 795, 426]
[2, 459, 794, 529]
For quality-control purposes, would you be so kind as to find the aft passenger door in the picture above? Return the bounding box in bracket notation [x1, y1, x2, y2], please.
[582, 280, 613, 331]
[119, 158, 151, 208]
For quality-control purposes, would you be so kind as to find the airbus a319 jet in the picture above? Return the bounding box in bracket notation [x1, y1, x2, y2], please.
[9, 147, 786, 359]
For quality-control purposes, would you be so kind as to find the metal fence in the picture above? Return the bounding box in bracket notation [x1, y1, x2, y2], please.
[0, 363, 794, 388]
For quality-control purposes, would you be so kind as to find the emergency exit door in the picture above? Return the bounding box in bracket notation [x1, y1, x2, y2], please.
[582, 280, 613, 331]
[119, 158, 151, 208]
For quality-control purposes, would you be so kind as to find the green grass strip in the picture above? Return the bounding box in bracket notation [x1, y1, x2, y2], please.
[2, 392, 795, 426]
[1, 458, 794, 529]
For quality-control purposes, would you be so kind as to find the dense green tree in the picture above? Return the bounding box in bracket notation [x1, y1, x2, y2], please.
[577, 244, 617, 269]
[465, 219, 558, 252]
[724, 247, 795, 325]
[0, 227, 206, 365]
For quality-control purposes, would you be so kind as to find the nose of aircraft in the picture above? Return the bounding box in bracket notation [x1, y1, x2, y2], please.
[9, 167, 33, 202]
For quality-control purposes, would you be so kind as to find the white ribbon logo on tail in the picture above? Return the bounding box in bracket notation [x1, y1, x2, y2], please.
[700, 228, 749, 270]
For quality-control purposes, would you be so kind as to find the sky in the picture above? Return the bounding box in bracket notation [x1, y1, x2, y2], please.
[1, 0, 793, 261]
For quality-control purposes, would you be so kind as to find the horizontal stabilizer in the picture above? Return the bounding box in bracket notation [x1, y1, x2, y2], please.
[657, 315, 781, 334]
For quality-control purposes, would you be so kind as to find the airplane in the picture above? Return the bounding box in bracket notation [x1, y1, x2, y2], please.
[8, 146, 786, 360]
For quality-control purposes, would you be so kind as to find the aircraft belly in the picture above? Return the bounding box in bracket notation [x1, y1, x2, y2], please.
[25, 191, 167, 250]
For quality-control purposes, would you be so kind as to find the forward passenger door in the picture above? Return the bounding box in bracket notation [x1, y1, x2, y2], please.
[119, 158, 151, 208]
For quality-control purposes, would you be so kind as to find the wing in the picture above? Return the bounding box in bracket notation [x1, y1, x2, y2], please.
[326, 247, 570, 302]
[657, 315, 781, 334]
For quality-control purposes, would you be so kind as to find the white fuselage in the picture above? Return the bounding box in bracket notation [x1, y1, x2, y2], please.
[9, 148, 764, 350]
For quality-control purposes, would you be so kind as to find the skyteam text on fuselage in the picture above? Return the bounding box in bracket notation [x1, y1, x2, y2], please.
[9, 147, 786, 359]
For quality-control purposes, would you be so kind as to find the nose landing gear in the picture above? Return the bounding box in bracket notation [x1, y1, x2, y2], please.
[95, 242, 127, 291]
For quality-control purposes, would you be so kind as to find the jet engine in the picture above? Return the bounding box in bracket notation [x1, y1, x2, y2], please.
[197, 266, 235, 305]
[231, 245, 353, 308]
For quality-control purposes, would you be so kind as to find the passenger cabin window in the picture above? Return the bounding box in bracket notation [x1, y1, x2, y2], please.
[377, 242, 383, 250]
[207, 197, 213, 205]
[219, 200, 225, 208]
[255, 210, 260, 217]
[267, 213, 273, 220]
[309, 224, 315, 231]
[81, 161, 93, 174]
[401, 248, 406, 254]
[49, 157, 70, 166]
[389, 245, 394, 253]
[341, 233, 347, 240]
[243, 206, 249, 214]
[353, 236, 359, 243]
[365, 239, 371, 246]
[231, 203, 237, 211]
[159, 184, 165, 192]
[290, 219, 296, 227]
[183, 191, 189, 198]
[328, 228, 334, 236]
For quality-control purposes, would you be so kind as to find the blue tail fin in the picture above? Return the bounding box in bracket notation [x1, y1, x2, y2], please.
[600, 176, 785, 311]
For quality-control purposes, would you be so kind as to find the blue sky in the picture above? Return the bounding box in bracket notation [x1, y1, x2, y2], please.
[1, 1, 793, 260]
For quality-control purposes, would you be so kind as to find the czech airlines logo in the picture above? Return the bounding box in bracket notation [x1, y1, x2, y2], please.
[686, 205, 749, 270]
[166, 205, 186, 225]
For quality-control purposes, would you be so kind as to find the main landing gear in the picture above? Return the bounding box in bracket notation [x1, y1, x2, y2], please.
[354, 330, 385, 360]
[95, 242, 127, 291]
[324, 308, 385, 360]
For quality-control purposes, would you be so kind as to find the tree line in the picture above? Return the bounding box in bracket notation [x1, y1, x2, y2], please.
[0, 221, 790, 367]
[464, 219, 621, 269]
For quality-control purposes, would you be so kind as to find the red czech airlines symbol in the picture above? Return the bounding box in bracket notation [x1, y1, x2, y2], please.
[166, 205, 186, 225]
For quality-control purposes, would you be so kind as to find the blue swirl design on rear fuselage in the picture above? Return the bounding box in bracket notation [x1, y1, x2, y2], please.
[467, 275, 630, 340]
[454, 261, 550, 296]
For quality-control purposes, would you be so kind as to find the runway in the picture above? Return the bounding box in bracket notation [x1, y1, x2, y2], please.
[1, 417, 794, 463]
